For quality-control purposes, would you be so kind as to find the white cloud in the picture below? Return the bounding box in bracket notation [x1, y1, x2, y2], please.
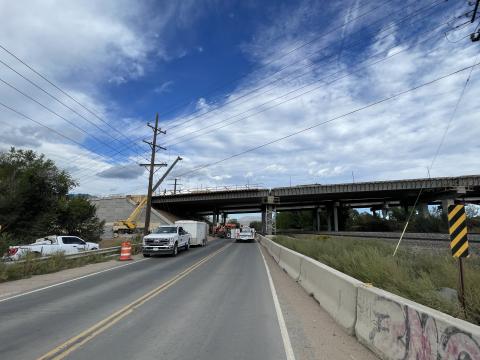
[2, 0, 478, 197]
[160, 1, 480, 190]
[0, 0, 199, 194]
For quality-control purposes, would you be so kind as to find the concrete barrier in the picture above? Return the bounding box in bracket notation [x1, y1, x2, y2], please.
[257, 234, 480, 359]
[257, 234, 361, 334]
[355, 285, 480, 360]
[297, 254, 362, 334]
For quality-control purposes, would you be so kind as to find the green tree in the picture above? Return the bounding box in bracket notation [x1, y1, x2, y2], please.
[249, 221, 262, 231]
[0, 148, 103, 250]
[0, 148, 75, 239]
[55, 197, 104, 241]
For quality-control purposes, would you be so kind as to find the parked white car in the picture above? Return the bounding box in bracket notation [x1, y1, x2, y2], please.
[236, 227, 256, 242]
[4, 235, 99, 261]
[142, 225, 191, 257]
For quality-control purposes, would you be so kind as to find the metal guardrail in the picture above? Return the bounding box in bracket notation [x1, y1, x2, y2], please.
[2, 244, 142, 265]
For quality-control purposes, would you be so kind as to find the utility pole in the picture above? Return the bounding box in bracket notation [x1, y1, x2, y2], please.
[172, 178, 181, 194]
[140, 113, 166, 236]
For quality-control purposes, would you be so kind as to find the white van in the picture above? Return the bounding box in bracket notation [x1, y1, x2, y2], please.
[174, 220, 208, 246]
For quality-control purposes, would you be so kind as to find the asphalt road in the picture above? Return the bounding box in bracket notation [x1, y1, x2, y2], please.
[0, 239, 288, 360]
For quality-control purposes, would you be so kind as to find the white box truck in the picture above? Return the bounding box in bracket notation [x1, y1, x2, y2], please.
[174, 220, 208, 246]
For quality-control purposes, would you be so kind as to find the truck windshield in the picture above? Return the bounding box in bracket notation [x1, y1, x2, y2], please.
[153, 227, 177, 234]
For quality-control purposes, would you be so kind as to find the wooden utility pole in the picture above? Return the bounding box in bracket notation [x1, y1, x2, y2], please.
[140, 113, 166, 235]
[173, 178, 179, 194]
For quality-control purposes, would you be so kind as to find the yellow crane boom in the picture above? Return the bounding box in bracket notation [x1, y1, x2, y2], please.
[113, 196, 147, 233]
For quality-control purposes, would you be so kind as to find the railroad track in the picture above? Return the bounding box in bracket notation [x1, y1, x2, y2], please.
[276, 230, 480, 243]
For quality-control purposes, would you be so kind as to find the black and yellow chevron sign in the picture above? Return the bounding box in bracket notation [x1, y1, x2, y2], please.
[448, 204, 469, 258]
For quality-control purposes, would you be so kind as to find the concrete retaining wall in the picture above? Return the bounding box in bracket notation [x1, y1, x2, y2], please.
[257, 234, 480, 359]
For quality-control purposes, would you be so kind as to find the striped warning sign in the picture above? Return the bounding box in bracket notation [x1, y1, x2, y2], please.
[448, 204, 469, 258]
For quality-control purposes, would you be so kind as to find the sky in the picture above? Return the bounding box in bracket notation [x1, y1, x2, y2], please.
[0, 0, 479, 196]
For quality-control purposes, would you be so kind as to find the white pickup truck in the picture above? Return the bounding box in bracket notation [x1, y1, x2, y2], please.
[235, 227, 256, 242]
[142, 225, 191, 257]
[4, 235, 99, 261]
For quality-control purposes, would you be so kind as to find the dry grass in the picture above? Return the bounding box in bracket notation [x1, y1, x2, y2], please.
[274, 235, 480, 325]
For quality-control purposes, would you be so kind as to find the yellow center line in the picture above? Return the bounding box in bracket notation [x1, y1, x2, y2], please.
[37, 242, 232, 360]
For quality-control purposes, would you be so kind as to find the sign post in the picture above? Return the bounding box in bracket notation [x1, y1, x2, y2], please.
[447, 204, 469, 315]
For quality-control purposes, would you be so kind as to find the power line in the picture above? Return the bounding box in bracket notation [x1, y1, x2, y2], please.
[174, 62, 480, 179]
[74, 6, 460, 185]
[0, 57, 145, 157]
[0, 75, 145, 161]
[392, 54, 479, 256]
[0, 100, 119, 164]
[0, 43, 143, 153]
[164, 17, 459, 149]
[161, 0, 448, 136]
[165, 0, 395, 123]
[100, 0, 397, 140]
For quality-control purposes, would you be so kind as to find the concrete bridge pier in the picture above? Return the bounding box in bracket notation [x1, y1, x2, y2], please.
[442, 198, 455, 215]
[212, 212, 219, 226]
[314, 207, 321, 232]
[325, 203, 340, 232]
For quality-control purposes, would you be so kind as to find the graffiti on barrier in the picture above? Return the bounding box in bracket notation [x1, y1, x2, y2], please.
[359, 295, 480, 360]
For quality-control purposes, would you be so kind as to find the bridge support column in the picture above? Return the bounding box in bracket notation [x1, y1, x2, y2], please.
[314, 207, 321, 232]
[213, 211, 219, 226]
[333, 203, 339, 232]
[261, 205, 276, 235]
[442, 199, 455, 216]
[327, 208, 332, 231]
[261, 208, 266, 234]
[221, 212, 227, 225]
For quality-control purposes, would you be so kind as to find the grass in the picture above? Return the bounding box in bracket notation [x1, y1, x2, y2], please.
[273, 235, 480, 325]
[0, 252, 111, 283]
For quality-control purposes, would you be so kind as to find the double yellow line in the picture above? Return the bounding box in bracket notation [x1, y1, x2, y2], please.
[38, 243, 231, 360]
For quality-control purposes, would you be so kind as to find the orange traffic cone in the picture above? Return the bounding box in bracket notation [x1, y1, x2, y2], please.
[119, 241, 132, 261]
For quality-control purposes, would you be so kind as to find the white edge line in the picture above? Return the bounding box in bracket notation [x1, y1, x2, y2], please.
[258, 243, 296, 360]
[0, 258, 150, 303]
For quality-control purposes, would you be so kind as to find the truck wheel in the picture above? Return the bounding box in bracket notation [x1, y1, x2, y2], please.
[185, 241, 190, 251]
[172, 244, 178, 257]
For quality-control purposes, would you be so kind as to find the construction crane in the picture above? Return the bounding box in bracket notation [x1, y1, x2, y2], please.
[113, 197, 147, 234]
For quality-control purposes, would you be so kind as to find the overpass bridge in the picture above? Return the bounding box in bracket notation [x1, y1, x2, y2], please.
[152, 175, 480, 234]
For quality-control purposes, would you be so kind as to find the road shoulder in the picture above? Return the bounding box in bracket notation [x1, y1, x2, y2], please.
[260, 244, 378, 360]
[0, 254, 145, 301]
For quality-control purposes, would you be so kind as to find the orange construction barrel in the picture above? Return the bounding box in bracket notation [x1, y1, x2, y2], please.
[119, 241, 132, 261]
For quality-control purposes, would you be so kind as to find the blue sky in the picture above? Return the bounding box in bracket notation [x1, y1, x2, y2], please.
[0, 0, 479, 195]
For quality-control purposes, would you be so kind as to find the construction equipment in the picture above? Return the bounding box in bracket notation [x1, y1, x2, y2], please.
[113, 197, 147, 234]
[214, 223, 238, 238]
